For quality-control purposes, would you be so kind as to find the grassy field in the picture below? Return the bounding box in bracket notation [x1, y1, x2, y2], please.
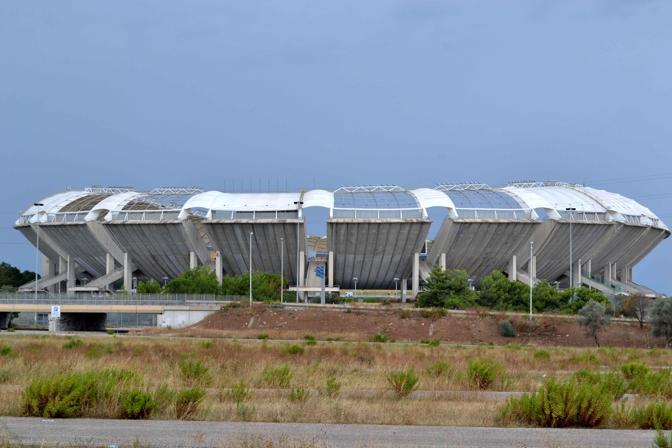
[1, 333, 671, 427]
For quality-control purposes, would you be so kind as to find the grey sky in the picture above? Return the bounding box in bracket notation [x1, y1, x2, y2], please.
[1, 0, 671, 292]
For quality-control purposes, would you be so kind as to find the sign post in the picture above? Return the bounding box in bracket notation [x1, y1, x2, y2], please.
[49, 305, 61, 332]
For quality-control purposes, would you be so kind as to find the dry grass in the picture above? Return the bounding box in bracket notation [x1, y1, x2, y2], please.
[0, 334, 671, 426]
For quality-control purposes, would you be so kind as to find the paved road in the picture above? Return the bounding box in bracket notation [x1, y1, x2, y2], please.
[0, 418, 661, 447]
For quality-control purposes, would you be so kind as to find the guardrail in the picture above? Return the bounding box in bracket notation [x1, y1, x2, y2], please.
[0, 293, 244, 306]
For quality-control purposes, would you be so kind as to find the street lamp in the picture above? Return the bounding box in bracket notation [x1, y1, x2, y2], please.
[33, 203, 44, 301]
[353, 277, 358, 297]
[249, 232, 254, 306]
[293, 200, 304, 304]
[280, 237, 284, 303]
[468, 278, 474, 290]
[529, 241, 534, 320]
[393, 277, 400, 300]
[566, 207, 576, 300]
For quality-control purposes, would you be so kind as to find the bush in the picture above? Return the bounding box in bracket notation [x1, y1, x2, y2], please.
[621, 362, 650, 381]
[175, 387, 206, 419]
[118, 389, 156, 419]
[419, 308, 446, 319]
[62, 338, 83, 350]
[386, 369, 419, 398]
[416, 267, 476, 309]
[303, 335, 317, 346]
[631, 401, 672, 430]
[578, 300, 610, 347]
[500, 379, 613, 427]
[478, 271, 529, 311]
[284, 344, 304, 355]
[0, 345, 12, 356]
[262, 365, 292, 388]
[654, 431, 672, 448]
[165, 267, 219, 294]
[178, 359, 210, 385]
[226, 382, 251, 404]
[137, 279, 162, 294]
[421, 339, 440, 347]
[426, 360, 451, 378]
[369, 333, 390, 343]
[256, 333, 269, 340]
[325, 376, 341, 398]
[572, 369, 626, 399]
[498, 320, 517, 338]
[467, 359, 502, 390]
[533, 350, 550, 360]
[288, 387, 309, 402]
[627, 370, 672, 397]
[22, 369, 139, 418]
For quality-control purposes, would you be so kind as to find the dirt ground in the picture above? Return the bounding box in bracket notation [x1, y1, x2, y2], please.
[143, 305, 666, 348]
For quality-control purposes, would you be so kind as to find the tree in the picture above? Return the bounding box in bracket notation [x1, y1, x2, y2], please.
[650, 299, 672, 347]
[477, 271, 529, 311]
[416, 267, 476, 309]
[165, 267, 220, 294]
[578, 299, 610, 347]
[621, 294, 652, 329]
[137, 279, 162, 294]
[532, 280, 562, 312]
[0, 262, 37, 289]
[561, 287, 610, 314]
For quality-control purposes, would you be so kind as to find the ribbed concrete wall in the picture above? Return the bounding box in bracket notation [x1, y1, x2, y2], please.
[202, 220, 304, 283]
[328, 219, 430, 289]
[104, 222, 193, 280]
[534, 222, 613, 281]
[428, 220, 539, 281]
[15, 226, 63, 262]
[586, 224, 649, 276]
[39, 224, 108, 277]
[617, 227, 669, 272]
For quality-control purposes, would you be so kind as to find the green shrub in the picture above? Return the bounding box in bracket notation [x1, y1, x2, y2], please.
[325, 376, 341, 398]
[498, 320, 517, 338]
[0, 345, 12, 356]
[653, 431, 672, 448]
[420, 339, 440, 347]
[256, 333, 269, 340]
[533, 350, 550, 360]
[303, 335, 317, 346]
[467, 359, 502, 390]
[621, 362, 650, 381]
[84, 343, 113, 359]
[386, 369, 419, 398]
[284, 344, 304, 355]
[226, 382, 251, 404]
[572, 369, 626, 399]
[62, 338, 83, 350]
[178, 359, 210, 384]
[175, 387, 206, 420]
[369, 333, 390, 343]
[631, 402, 672, 430]
[262, 365, 292, 388]
[500, 379, 613, 427]
[200, 340, 214, 349]
[419, 308, 447, 319]
[118, 389, 156, 419]
[628, 370, 672, 397]
[22, 369, 139, 418]
[152, 384, 175, 411]
[288, 387, 309, 402]
[426, 360, 451, 378]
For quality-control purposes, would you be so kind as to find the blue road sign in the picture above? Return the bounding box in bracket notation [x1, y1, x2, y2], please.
[315, 265, 325, 278]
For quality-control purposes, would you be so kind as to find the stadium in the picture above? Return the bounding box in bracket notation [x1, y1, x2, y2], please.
[14, 182, 669, 299]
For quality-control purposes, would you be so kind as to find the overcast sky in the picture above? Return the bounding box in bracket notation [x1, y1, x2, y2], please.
[1, 0, 671, 292]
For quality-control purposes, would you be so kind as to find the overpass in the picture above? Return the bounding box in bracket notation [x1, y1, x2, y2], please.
[0, 294, 236, 331]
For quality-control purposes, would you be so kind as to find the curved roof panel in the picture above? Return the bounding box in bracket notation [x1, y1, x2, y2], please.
[508, 185, 606, 213]
[409, 188, 456, 210]
[17, 191, 90, 225]
[182, 191, 302, 213]
[302, 190, 334, 209]
[85, 192, 145, 221]
[333, 188, 419, 210]
[439, 189, 524, 209]
[578, 186, 660, 219]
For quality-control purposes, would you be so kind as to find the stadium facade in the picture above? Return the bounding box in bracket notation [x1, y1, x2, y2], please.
[14, 182, 669, 298]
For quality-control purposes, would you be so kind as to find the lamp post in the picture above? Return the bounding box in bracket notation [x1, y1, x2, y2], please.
[529, 241, 534, 320]
[249, 231, 254, 306]
[394, 277, 400, 300]
[353, 277, 358, 297]
[280, 237, 284, 303]
[33, 203, 44, 301]
[566, 207, 576, 301]
[293, 200, 304, 303]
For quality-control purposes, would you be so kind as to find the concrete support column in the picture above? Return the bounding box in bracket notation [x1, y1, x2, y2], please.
[66, 255, 76, 290]
[605, 263, 613, 284]
[299, 251, 305, 287]
[189, 251, 198, 269]
[123, 253, 132, 291]
[42, 255, 55, 292]
[613, 262, 618, 282]
[58, 257, 67, 294]
[106, 253, 114, 276]
[412, 252, 420, 299]
[586, 259, 592, 278]
[508, 255, 517, 281]
[328, 251, 334, 288]
[215, 251, 223, 285]
[401, 278, 408, 303]
[626, 266, 633, 283]
[575, 258, 582, 288]
[440, 253, 446, 272]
